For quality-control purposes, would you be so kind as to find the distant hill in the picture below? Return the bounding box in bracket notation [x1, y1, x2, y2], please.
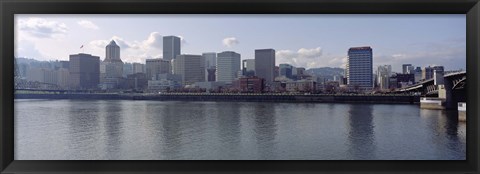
[306, 67, 344, 76]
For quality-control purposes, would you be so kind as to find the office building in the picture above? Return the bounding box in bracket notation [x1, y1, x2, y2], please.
[207, 67, 216, 82]
[279, 64, 294, 79]
[255, 49, 275, 85]
[242, 59, 255, 77]
[413, 67, 422, 83]
[396, 73, 415, 88]
[422, 66, 444, 80]
[100, 40, 124, 89]
[132, 63, 145, 74]
[402, 64, 414, 74]
[216, 51, 241, 84]
[146, 59, 171, 80]
[163, 36, 181, 61]
[69, 53, 100, 89]
[233, 76, 264, 93]
[346, 46, 373, 90]
[203, 52, 217, 69]
[148, 73, 182, 91]
[173, 54, 205, 85]
[126, 73, 148, 90]
[377, 65, 392, 90]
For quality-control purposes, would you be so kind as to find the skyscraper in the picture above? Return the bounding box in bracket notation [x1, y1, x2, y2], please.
[69, 53, 100, 89]
[173, 54, 205, 85]
[100, 40, 124, 89]
[279, 64, 294, 79]
[202, 52, 217, 69]
[146, 59, 171, 80]
[216, 51, 241, 84]
[414, 67, 422, 83]
[242, 59, 255, 77]
[132, 63, 145, 74]
[377, 65, 391, 90]
[346, 46, 373, 90]
[255, 49, 275, 85]
[422, 66, 444, 80]
[163, 36, 181, 61]
[402, 64, 414, 74]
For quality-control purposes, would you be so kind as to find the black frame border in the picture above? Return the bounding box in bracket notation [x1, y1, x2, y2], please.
[1, 0, 479, 173]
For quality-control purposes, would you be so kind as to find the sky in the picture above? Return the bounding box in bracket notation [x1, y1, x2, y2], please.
[15, 14, 466, 72]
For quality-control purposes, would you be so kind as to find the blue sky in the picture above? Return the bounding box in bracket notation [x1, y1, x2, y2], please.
[15, 14, 466, 72]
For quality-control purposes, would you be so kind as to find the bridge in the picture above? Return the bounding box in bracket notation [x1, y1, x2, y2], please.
[392, 71, 466, 109]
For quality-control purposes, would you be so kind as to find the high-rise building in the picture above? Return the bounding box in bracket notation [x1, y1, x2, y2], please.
[146, 59, 171, 80]
[202, 52, 217, 69]
[255, 49, 275, 85]
[279, 64, 294, 79]
[422, 66, 444, 80]
[132, 63, 145, 74]
[207, 67, 216, 82]
[69, 53, 100, 89]
[216, 51, 241, 84]
[377, 65, 391, 90]
[163, 36, 181, 61]
[346, 46, 373, 90]
[402, 64, 415, 74]
[100, 40, 124, 89]
[242, 59, 255, 77]
[173, 54, 205, 85]
[123, 63, 133, 77]
[414, 67, 422, 83]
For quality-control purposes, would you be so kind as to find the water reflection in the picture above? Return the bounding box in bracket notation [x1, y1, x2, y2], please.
[160, 102, 183, 159]
[102, 100, 124, 160]
[419, 109, 465, 160]
[216, 102, 241, 159]
[347, 104, 376, 160]
[253, 103, 278, 160]
[67, 100, 101, 159]
[15, 100, 466, 160]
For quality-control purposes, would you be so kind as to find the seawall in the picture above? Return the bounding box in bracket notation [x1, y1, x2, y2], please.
[15, 93, 420, 104]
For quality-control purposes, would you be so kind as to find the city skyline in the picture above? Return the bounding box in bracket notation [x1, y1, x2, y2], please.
[15, 14, 466, 72]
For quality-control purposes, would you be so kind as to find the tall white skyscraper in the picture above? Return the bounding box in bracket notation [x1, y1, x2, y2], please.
[163, 36, 181, 61]
[216, 51, 241, 84]
[346, 46, 373, 90]
[255, 49, 275, 85]
[173, 54, 205, 85]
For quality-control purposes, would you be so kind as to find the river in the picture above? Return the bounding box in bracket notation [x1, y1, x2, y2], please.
[14, 99, 466, 160]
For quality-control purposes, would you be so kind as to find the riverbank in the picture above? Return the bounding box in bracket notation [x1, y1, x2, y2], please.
[15, 93, 421, 104]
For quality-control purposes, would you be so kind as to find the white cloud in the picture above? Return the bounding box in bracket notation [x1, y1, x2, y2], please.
[222, 37, 239, 47]
[143, 32, 163, 49]
[77, 20, 99, 30]
[18, 18, 68, 38]
[88, 32, 175, 62]
[276, 47, 323, 69]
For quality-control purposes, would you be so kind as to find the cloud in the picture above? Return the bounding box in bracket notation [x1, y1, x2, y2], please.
[222, 37, 239, 47]
[276, 47, 323, 69]
[15, 40, 47, 59]
[143, 32, 163, 49]
[18, 18, 68, 38]
[77, 20, 99, 30]
[88, 32, 172, 62]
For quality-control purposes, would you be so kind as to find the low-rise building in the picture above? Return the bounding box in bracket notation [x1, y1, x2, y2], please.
[233, 76, 264, 93]
[285, 80, 316, 92]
